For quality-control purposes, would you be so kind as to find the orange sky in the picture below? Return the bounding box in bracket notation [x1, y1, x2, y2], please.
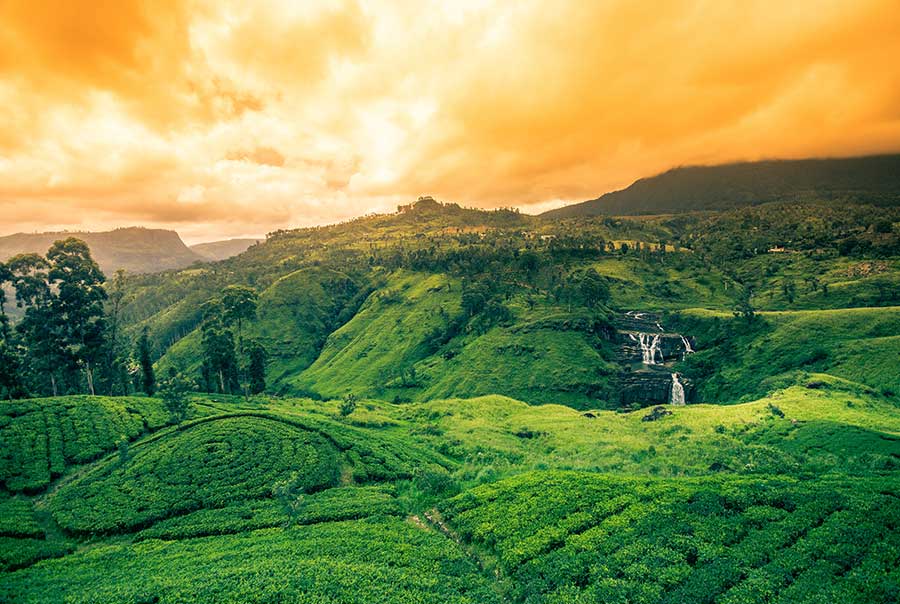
[1, 0, 899, 243]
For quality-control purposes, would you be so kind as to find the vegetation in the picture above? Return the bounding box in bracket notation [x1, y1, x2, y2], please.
[1, 188, 898, 601]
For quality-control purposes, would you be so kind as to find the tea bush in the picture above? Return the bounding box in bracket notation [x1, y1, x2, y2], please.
[50, 416, 341, 534]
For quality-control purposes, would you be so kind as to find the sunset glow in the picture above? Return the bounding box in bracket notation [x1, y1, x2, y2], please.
[1, 0, 899, 242]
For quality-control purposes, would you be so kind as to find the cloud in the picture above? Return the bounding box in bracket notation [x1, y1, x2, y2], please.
[226, 147, 286, 167]
[0, 0, 898, 239]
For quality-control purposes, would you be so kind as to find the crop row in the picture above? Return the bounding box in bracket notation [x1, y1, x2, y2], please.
[1, 517, 502, 603]
[135, 486, 402, 541]
[49, 416, 341, 534]
[0, 396, 169, 493]
[440, 471, 900, 604]
[0, 495, 42, 538]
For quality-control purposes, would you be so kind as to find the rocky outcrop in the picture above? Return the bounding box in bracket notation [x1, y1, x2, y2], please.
[612, 311, 697, 409]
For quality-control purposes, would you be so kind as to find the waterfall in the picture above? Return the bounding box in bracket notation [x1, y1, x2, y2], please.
[679, 335, 694, 360]
[670, 373, 685, 405]
[638, 333, 662, 365]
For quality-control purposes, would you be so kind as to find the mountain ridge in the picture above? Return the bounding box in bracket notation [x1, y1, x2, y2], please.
[543, 154, 900, 218]
[0, 226, 203, 274]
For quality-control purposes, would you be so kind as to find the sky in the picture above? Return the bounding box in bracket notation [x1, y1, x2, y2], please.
[1, 1, 899, 244]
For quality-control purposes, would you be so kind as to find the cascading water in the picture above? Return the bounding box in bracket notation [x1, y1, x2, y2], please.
[679, 335, 694, 360]
[638, 333, 662, 365]
[670, 373, 685, 405]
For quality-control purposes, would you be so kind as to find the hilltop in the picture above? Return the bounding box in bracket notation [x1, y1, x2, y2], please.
[0, 227, 203, 274]
[544, 154, 900, 218]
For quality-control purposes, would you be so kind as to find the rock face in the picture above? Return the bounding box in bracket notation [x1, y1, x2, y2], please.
[612, 311, 696, 409]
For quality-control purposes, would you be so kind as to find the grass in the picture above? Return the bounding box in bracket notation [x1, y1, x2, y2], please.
[673, 306, 900, 402]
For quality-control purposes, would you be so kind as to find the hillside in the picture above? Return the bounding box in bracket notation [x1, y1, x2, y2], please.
[0, 227, 203, 274]
[108, 198, 898, 411]
[543, 154, 900, 218]
[190, 238, 260, 262]
[2, 197, 900, 602]
[2, 381, 899, 602]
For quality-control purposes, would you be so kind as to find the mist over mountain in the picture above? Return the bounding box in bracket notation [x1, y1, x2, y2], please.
[544, 154, 900, 218]
[0, 227, 202, 275]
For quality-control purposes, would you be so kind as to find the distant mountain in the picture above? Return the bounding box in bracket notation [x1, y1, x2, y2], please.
[0, 227, 203, 275]
[543, 154, 900, 218]
[190, 238, 260, 262]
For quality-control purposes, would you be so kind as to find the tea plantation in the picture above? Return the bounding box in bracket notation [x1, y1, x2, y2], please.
[440, 472, 900, 603]
[1, 386, 898, 602]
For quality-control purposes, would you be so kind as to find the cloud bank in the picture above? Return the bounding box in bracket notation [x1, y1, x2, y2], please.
[1, 0, 898, 242]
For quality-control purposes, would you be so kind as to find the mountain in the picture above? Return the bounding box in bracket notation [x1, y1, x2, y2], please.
[544, 154, 900, 218]
[0, 227, 203, 274]
[190, 238, 260, 262]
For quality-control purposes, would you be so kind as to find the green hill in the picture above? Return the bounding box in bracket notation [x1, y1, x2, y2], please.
[543, 154, 900, 218]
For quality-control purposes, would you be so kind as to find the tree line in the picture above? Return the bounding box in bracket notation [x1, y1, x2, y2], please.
[0, 238, 267, 400]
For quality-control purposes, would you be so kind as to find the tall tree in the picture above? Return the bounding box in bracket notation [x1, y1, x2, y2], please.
[137, 326, 156, 396]
[46, 238, 108, 395]
[221, 285, 258, 355]
[0, 262, 23, 399]
[199, 298, 238, 394]
[8, 253, 59, 394]
[246, 340, 267, 395]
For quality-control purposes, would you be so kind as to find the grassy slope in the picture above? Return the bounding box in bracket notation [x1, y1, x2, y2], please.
[672, 307, 900, 402]
[291, 271, 618, 407]
[157, 267, 365, 389]
[289, 271, 457, 399]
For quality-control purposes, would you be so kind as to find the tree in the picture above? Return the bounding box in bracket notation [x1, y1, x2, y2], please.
[200, 299, 239, 394]
[159, 369, 194, 424]
[8, 253, 59, 395]
[733, 286, 756, 322]
[221, 285, 258, 355]
[340, 393, 358, 416]
[573, 269, 610, 308]
[246, 340, 267, 395]
[46, 238, 108, 395]
[137, 326, 156, 396]
[104, 269, 131, 395]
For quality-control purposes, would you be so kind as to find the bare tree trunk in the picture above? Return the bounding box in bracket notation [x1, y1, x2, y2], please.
[50, 373, 57, 397]
[85, 363, 95, 396]
[218, 369, 225, 394]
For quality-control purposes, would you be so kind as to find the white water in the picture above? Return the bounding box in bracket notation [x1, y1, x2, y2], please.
[679, 335, 694, 360]
[670, 373, 686, 405]
[638, 333, 662, 365]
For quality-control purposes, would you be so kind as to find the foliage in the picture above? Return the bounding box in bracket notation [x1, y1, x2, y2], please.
[158, 370, 195, 423]
[440, 471, 900, 604]
[49, 416, 342, 534]
[0, 396, 168, 492]
[137, 325, 155, 395]
[1, 518, 503, 603]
